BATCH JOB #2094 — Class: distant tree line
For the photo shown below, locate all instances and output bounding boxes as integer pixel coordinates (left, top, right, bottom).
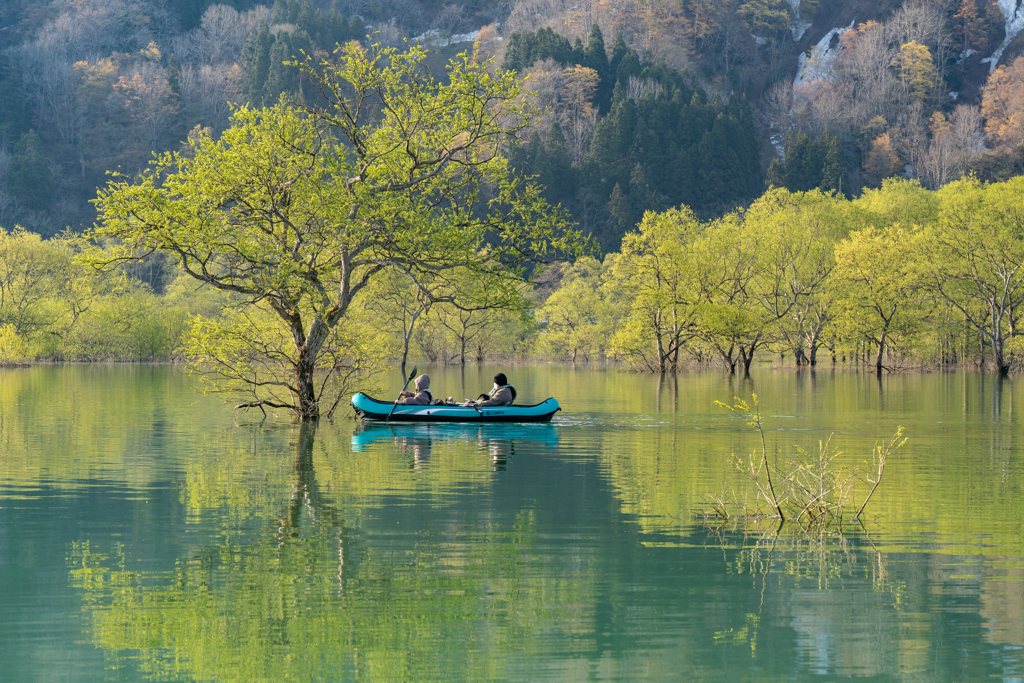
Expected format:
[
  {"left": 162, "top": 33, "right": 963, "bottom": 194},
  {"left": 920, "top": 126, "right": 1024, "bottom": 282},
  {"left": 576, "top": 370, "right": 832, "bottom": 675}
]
[
  {"left": 533, "top": 176, "right": 1024, "bottom": 376},
  {"left": 9, "top": 176, "right": 1024, "bottom": 379}
]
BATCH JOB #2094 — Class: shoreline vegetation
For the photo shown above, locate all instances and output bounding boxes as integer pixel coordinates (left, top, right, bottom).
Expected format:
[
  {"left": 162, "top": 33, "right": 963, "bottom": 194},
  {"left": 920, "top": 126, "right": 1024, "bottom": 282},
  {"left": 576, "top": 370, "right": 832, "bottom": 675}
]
[
  {"left": 1, "top": 177, "right": 1023, "bottom": 373},
  {"left": 5, "top": 176, "right": 1024, "bottom": 380}
]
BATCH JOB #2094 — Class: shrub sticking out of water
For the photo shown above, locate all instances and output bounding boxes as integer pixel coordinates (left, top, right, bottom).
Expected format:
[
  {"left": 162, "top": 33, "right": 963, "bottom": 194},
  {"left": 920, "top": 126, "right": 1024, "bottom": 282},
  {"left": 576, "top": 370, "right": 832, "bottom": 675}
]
[{"left": 707, "top": 395, "right": 905, "bottom": 530}]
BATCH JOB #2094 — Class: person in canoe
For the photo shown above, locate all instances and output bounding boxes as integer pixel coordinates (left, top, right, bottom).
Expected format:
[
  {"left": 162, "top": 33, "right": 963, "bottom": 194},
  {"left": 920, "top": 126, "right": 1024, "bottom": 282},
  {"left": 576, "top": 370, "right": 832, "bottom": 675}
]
[
  {"left": 398, "top": 374, "right": 434, "bottom": 405},
  {"left": 464, "top": 373, "right": 516, "bottom": 407}
]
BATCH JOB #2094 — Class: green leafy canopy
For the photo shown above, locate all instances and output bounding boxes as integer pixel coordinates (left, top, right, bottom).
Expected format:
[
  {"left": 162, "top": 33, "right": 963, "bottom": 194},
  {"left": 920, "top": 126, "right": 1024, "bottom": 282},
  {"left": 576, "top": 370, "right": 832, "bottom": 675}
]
[{"left": 85, "top": 42, "right": 590, "bottom": 418}]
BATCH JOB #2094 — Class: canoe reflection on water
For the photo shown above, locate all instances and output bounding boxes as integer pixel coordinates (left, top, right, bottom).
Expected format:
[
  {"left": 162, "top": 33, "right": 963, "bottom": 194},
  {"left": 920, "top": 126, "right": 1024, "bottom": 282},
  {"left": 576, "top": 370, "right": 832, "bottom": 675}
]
[{"left": 351, "top": 422, "right": 560, "bottom": 471}]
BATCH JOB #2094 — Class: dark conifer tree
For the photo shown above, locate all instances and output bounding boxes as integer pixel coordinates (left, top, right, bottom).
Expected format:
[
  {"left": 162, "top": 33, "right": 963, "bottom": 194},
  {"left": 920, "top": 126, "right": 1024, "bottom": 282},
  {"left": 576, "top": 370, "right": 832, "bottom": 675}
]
[
  {"left": 677, "top": 93, "right": 707, "bottom": 150},
  {"left": 272, "top": 0, "right": 289, "bottom": 24},
  {"left": 631, "top": 110, "right": 667, "bottom": 196},
  {"left": 526, "top": 131, "right": 545, "bottom": 173},
  {"left": 296, "top": 0, "right": 320, "bottom": 45},
  {"left": 506, "top": 137, "right": 534, "bottom": 178},
  {"left": 502, "top": 32, "right": 531, "bottom": 71},
  {"left": 645, "top": 91, "right": 676, "bottom": 152},
  {"left": 348, "top": 16, "right": 366, "bottom": 40},
  {"left": 584, "top": 24, "right": 612, "bottom": 112},
  {"left": 819, "top": 128, "right": 847, "bottom": 196},
  {"left": 786, "top": 131, "right": 823, "bottom": 191},
  {"left": 610, "top": 33, "right": 629, "bottom": 74},
  {"left": 696, "top": 115, "right": 733, "bottom": 207},
  {"left": 328, "top": 2, "right": 348, "bottom": 46},
  {"left": 241, "top": 22, "right": 273, "bottom": 105},
  {"left": 674, "top": 146, "right": 697, "bottom": 208},
  {"left": 766, "top": 157, "right": 788, "bottom": 188},
  {"left": 542, "top": 122, "right": 577, "bottom": 202},
  {"left": 290, "top": 30, "right": 312, "bottom": 64},
  {"left": 572, "top": 37, "right": 586, "bottom": 65},
  {"left": 166, "top": 54, "right": 182, "bottom": 99},
  {"left": 627, "top": 162, "right": 656, "bottom": 217},
  {"left": 8, "top": 131, "right": 54, "bottom": 211},
  {"left": 603, "top": 97, "right": 639, "bottom": 190},
  {"left": 615, "top": 50, "right": 641, "bottom": 84},
  {"left": 536, "top": 28, "right": 573, "bottom": 64},
  {"left": 173, "top": 0, "right": 214, "bottom": 31},
  {"left": 604, "top": 182, "right": 632, "bottom": 252},
  {"left": 264, "top": 34, "right": 293, "bottom": 102},
  {"left": 735, "top": 94, "right": 762, "bottom": 195}
]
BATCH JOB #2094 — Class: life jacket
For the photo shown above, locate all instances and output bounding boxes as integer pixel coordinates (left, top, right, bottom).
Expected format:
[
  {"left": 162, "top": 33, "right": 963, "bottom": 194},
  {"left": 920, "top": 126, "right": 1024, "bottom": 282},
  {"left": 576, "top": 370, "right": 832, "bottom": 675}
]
[{"left": 489, "top": 384, "right": 516, "bottom": 403}]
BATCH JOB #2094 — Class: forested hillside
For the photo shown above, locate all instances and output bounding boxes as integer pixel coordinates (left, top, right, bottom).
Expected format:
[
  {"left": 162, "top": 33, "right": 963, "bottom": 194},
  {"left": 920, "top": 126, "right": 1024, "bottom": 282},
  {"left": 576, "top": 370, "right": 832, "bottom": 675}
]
[
  {"left": 5, "top": 0, "right": 1024, "bottom": 378},
  {"left": 1, "top": 0, "right": 1024, "bottom": 248}
]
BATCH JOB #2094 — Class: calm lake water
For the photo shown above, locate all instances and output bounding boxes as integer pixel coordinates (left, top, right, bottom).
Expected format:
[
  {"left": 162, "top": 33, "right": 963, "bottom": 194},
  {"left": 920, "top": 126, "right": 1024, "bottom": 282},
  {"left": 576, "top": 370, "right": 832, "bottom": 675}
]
[{"left": 1, "top": 364, "right": 1023, "bottom": 681}]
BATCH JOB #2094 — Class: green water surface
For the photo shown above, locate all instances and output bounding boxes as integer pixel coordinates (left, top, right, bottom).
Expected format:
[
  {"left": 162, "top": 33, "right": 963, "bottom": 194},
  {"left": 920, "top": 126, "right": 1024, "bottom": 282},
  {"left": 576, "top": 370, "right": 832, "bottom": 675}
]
[{"left": 1, "top": 364, "right": 1022, "bottom": 681}]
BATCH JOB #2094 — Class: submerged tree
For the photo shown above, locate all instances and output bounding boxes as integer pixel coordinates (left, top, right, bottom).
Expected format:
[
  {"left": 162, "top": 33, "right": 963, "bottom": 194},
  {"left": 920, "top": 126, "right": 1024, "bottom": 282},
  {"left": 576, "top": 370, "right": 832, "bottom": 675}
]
[
  {"left": 922, "top": 176, "right": 1024, "bottom": 374},
  {"left": 88, "top": 43, "right": 587, "bottom": 419}
]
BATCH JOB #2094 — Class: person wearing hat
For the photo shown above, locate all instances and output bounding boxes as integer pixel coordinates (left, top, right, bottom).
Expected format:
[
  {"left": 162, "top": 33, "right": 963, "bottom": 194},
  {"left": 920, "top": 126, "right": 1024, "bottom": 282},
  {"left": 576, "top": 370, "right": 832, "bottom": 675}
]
[
  {"left": 465, "top": 373, "right": 516, "bottom": 407},
  {"left": 398, "top": 374, "right": 434, "bottom": 405}
]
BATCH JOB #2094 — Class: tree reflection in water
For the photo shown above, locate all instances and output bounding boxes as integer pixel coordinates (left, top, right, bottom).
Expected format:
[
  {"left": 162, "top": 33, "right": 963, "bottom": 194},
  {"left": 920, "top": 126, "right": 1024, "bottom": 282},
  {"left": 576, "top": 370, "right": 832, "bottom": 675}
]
[{"left": 278, "top": 422, "right": 347, "bottom": 589}]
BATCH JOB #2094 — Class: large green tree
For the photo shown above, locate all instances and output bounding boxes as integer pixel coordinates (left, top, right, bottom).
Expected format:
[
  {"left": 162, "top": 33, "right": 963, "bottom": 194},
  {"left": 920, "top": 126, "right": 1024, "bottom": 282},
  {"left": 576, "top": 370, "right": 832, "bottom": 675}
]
[
  {"left": 831, "top": 224, "right": 925, "bottom": 374},
  {"left": 743, "top": 188, "right": 850, "bottom": 367},
  {"left": 922, "top": 176, "right": 1024, "bottom": 374},
  {"left": 88, "top": 43, "right": 586, "bottom": 419},
  {"left": 607, "top": 207, "right": 705, "bottom": 372}
]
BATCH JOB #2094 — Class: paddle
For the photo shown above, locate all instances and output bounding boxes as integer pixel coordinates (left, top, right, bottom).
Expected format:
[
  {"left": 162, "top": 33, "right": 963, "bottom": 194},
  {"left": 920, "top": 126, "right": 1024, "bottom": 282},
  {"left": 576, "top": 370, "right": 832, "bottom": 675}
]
[{"left": 385, "top": 366, "right": 417, "bottom": 424}]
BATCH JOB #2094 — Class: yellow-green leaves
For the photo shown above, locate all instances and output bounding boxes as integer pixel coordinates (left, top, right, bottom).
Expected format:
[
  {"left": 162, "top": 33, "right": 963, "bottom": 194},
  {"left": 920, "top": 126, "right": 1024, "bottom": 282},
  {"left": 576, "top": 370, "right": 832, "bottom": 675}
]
[
  {"left": 87, "top": 44, "right": 587, "bottom": 418},
  {"left": 892, "top": 41, "right": 937, "bottom": 103},
  {"left": 831, "top": 224, "right": 925, "bottom": 370},
  {"left": 920, "top": 176, "right": 1024, "bottom": 372}
]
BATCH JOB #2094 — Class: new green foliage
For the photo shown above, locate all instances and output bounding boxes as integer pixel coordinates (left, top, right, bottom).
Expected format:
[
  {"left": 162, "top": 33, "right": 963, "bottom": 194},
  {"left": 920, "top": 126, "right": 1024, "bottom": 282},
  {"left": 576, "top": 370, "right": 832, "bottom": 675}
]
[
  {"left": 607, "top": 207, "right": 704, "bottom": 372},
  {"left": 87, "top": 43, "right": 586, "bottom": 419},
  {"left": 922, "top": 176, "right": 1024, "bottom": 374},
  {"left": 831, "top": 224, "right": 924, "bottom": 373},
  {"left": 536, "top": 258, "right": 609, "bottom": 363},
  {"left": 0, "top": 227, "right": 198, "bottom": 362}
]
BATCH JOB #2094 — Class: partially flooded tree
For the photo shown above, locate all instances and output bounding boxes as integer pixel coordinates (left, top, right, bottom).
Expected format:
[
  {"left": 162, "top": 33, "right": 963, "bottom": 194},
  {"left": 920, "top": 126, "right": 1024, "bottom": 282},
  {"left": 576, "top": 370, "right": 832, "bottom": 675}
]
[
  {"left": 922, "top": 176, "right": 1024, "bottom": 375},
  {"left": 88, "top": 43, "right": 587, "bottom": 419}
]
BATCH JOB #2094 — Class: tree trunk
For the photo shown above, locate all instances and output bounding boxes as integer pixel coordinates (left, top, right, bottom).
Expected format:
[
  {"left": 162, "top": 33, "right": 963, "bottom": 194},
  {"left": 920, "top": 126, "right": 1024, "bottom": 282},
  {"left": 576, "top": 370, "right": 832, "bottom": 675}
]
[
  {"left": 292, "top": 315, "right": 332, "bottom": 420},
  {"left": 295, "top": 356, "right": 319, "bottom": 419},
  {"left": 655, "top": 323, "right": 666, "bottom": 373},
  {"left": 400, "top": 306, "right": 426, "bottom": 379},
  {"left": 992, "top": 337, "right": 1009, "bottom": 375},
  {"left": 875, "top": 333, "right": 886, "bottom": 376}
]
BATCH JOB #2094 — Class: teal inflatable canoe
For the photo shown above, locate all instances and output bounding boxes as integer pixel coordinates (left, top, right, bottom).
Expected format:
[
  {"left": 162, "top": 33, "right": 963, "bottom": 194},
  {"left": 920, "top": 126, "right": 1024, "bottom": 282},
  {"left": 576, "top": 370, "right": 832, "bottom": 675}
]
[{"left": 350, "top": 392, "right": 560, "bottom": 423}]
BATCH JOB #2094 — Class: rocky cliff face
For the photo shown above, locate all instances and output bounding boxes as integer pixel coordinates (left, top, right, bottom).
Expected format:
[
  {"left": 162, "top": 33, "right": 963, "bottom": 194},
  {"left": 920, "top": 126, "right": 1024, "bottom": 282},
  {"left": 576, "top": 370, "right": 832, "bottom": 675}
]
[{"left": 793, "top": 0, "right": 1024, "bottom": 104}]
